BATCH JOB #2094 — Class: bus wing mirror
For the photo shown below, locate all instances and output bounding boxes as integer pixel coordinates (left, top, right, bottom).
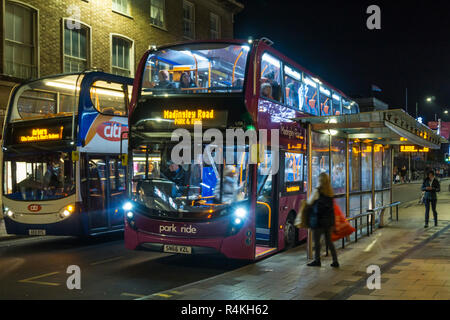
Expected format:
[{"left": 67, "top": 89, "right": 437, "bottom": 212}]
[
  {"left": 121, "top": 154, "right": 128, "bottom": 166},
  {"left": 72, "top": 151, "right": 80, "bottom": 162}
]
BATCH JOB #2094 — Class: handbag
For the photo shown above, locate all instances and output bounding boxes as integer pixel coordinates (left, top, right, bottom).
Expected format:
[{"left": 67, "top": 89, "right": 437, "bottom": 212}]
[
  {"left": 331, "top": 200, "right": 356, "bottom": 241},
  {"left": 294, "top": 199, "right": 311, "bottom": 228}
]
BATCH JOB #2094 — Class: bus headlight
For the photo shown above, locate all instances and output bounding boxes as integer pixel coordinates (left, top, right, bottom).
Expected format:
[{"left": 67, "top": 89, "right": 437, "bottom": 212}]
[
  {"left": 126, "top": 211, "right": 134, "bottom": 219},
  {"left": 6, "top": 208, "right": 14, "bottom": 218},
  {"left": 234, "top": 207, "right": 247, "bottom": 219},
  {"left": 60, "top": 204, "right": 75, "bottom": 219},
  {"left": 123, "top": 202, "right": 133, "bottom": 211}
]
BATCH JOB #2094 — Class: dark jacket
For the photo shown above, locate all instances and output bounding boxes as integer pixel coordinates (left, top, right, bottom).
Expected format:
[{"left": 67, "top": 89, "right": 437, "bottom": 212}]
[
  {"left": 421, "top": 177, "right": 440, "bottom": 201},
  {"left": 309, "top": 191, "right": 335, "bottom": 229}
]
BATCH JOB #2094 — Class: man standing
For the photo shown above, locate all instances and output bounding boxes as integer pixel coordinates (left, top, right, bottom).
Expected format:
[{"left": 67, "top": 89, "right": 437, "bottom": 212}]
[{"left": 421, "top": 170, "right": 440, "bottom": 228}]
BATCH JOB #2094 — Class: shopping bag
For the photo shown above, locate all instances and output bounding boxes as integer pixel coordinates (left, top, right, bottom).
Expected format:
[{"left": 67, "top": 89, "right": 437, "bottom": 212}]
[
  {"left": 331, "top": 201, "right": 356, "bottom": 241},
  {"left": 294, "top": 200, "right": 310, "bottom": 229}
]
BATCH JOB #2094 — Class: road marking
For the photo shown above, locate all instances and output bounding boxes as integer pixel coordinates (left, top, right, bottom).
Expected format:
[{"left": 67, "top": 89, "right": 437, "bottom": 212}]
[
  {"left": 90, "top": 256, "right": 124, "bottom": 266},
  {"left": 153, "top": 293, "right": 172, "bottom": 298},
  {"left": 170, "top": 290, "right": 182, "bottom": 295},
  {"left": 121, "top": 292, "right": 147, "bottom": 298},
  {"left": 18, "top": 271, "right": 60, "bottom": 286}
]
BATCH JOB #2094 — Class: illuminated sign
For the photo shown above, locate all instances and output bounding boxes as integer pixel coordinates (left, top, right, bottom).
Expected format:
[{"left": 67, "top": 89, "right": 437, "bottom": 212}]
[
  {"left": 400, "top": 145, "right": 430, "bottom": 153},
  {"left": 163, "top": 109, "right": 215, "bottom": 125},
  {"left": 286, "top": 186, "right": 300, "bottom": 192},
  {"left": 400, "top": 137, "right": 408, "bottom": 141},
  {"left": 19, "top": 127, "right": 63, "bottom": 143}
]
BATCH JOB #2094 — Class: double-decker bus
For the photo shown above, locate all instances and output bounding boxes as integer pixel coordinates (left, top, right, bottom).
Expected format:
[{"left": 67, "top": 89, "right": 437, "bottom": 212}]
[
  {"left": 124, "top": 39, "right": 359, "bottom": 260},
  {"left": 2, "top": 71, "right": 133, "bottom": 236}
]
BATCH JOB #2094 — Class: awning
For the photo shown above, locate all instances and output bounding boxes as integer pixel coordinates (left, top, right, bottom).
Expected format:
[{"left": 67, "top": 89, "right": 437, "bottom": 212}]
[{"left": 294, "top": 109, "right": 447, "bottom": 149}]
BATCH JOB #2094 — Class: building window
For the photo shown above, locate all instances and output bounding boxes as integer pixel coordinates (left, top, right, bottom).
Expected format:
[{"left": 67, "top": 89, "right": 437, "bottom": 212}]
[
  {"left": 63, "top": 19, "right": 90, "bottom": 73},
  {"left": 183, "top": 1, "right": 195, "bottom": 39},
  {"left": 150, "top": 0, "right": 165, "bottom": 28},
  {"left": 4, "top": 1, "right": 38, "bottom": 79},
  {"left": 210, "top": 13, "right": 220, "bottom": 39},
  {"left": 111, "top": 36, "right": 133, "bottom": 77},
  {"left": 112, "top": 0, "right": 129, "bottom": 15}
]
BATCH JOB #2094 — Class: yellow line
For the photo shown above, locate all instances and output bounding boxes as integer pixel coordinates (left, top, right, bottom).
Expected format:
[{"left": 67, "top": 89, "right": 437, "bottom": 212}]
[
  {"left": 255, "top": 248, "right": 277, "bottom": 257},
  {"left": 153, "top": 293, "right": 172, "bottom": 298},
  {"left": 19, "top": 271, "right": 61, "bottom": 286},
  {"left": 90, "top": 256, "right": 123, "bottom": 266},
  {"left": 121, "top": 293, "right": 146, "bottom": 298}
]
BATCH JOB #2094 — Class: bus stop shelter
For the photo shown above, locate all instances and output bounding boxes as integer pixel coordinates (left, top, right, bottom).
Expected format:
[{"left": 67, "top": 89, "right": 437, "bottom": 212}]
[{"left": 294, "top": 109, "right": 447, "bottom": 258}]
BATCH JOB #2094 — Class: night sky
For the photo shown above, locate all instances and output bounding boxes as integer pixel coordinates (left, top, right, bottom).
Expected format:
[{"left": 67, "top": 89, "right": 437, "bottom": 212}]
[{"left": 234, "top": 0, "right": 450, "bottom": 123}]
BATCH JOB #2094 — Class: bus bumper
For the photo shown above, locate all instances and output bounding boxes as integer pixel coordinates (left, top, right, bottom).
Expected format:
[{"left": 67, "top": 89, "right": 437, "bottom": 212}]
[{"left": 3, "top": 213, "right": 84, "bottom": 236}]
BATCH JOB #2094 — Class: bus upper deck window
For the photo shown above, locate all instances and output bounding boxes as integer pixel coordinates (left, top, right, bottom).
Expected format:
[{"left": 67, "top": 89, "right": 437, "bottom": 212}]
[
  {"left": 140, "top": 43, "right": 249, "bottom": 96},
  {"left": 260, "top": 53, "right": 282, "bottom": 103},
  {"left": 284, "top": 65, "right": 302, "bottom": 109}
]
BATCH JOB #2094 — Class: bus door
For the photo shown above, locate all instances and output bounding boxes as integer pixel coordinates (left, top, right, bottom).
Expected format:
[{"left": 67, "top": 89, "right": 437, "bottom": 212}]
[
  {"left": 107, "top": 156, "right": 126, "bottom": 227},
  {"left": 86, "top": 156, "right": 108, "bottom": 230},
  {"left": 86, "top": 155, "right": 126, "bottom": 231},
  {"left": 255, "top": 151, "right": 279, "bottom": 249}
]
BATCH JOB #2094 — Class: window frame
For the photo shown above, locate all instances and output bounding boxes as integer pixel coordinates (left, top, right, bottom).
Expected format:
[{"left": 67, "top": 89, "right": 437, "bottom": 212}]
[
  {"left": 150, "top": 0, "right": 166, "bottom": 30},
  {"left": 89, "top": 80, "right": 129, "bottom": 117},
  {"left": 182, "top": 0, "right": 195, "bottom": 40},
  {"left": 209, "top": 12, "right": 220, "bottom": 39},
  {"left": 112, "top": 0, "right": 131, "bottom": 17},
  {"left": 259, "top": 51, "right": 284, "bottom": 104},
  {"left": 283, "top": 63, "right": 302, "bottom": 110},
  {"left": 3, "top": 0, "right": 40, "bottom": 79},
  {"left": 110, "top": 33, "right": 135, "bottom": 77},
  {"left": 61, "top": 18, "right": 92, "bottom": 73}
]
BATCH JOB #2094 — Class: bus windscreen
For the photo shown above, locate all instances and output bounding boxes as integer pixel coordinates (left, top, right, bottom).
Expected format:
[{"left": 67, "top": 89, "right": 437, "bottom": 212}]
[
  {"left": 3, "top": 152, "right": 75, "bottom": 201},
  {"left": 141, "top": 43, "right": 249, "bottom": 96},
  {"left": 9, "top": 74, "right": 82, "bottom": 123}
]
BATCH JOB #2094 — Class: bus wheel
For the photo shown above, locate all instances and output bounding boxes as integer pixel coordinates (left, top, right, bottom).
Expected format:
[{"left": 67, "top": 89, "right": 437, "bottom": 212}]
[{"left": 284, "top": 215, "right": 296, "bottom": 249}]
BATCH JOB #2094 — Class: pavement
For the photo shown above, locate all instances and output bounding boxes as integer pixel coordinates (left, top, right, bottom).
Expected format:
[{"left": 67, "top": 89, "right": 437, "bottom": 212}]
[{"left": 140, "top": 180, "right": 450, "bottom": 300}]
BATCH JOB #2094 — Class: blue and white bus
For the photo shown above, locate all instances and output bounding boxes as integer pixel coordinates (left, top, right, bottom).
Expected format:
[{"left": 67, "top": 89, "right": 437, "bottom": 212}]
[{"left": 1, "top": 71, "right": 133, "bottom": 236}]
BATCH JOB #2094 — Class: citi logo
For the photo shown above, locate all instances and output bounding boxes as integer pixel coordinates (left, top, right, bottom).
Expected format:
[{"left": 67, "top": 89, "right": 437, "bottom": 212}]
[
  {"left": 159, "top": 224, "right": 197, "bottom": 234},
  {"left": 97, "top": 122, "right": 128, "bottom": 141},
  {"left": 28, "top": 204, "right": 42, "bottom": 212}
]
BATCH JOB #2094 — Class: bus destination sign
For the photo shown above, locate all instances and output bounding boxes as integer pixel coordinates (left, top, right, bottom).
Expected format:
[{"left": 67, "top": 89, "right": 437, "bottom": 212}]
[
  {"left": 163, "top": 109, "right": 215, "bottom": 125},
  {"left": 19, "top": 126, "right": 64, "bottom": 143}
]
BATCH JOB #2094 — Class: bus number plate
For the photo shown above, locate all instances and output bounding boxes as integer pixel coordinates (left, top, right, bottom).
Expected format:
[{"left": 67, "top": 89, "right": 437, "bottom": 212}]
[
  {"left": 29, "top": 229, "right": 46, "bottom": 236},
  {"left": 163, "top": 245, "right": 192, "bottom": 254}
]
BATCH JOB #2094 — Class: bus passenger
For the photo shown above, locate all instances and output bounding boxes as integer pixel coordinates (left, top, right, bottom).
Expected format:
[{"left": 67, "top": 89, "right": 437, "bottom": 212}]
[
  {"left": 215, "top": 165, "right": 238, "bottom": 203},
  {"left": 261, "top": 82, "right": 273, "bottom": 99},
  {"left": 266, "top": 71, "right": 281, "bottom": 101},
  {"left": 155, "top": 70, "right": 174, "bottom": 89},
  {"left": 163, "top": 161, "right": 187, "bottom": 186},
  {"left": 179, "top": 72, "right": 196, "bottom": 90},
  {"left": 306, "top": 172, "right": 339, "bottom": 268}
]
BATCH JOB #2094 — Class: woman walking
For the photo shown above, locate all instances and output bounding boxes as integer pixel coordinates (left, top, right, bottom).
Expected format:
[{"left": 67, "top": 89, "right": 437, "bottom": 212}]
[{"left": 307, "top": 173, "right": 339, "bottom": 268}]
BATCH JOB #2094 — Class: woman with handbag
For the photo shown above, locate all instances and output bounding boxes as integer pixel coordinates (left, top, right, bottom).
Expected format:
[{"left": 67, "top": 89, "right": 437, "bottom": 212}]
[{"left": 306, "top": 173, "right": 339, "bottom": 268}]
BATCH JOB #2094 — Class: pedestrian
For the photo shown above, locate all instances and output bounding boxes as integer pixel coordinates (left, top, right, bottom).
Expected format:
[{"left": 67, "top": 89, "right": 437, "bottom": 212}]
[
  {"left": 421, "top": 170, "right": 441, "bottom": 228},
  {"left": 306, "top": 172, "right": 339, "bottom": 268}
]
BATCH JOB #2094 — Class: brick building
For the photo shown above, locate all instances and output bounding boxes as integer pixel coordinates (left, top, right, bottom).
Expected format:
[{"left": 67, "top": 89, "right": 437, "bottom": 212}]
[{"left": 0, "top": 0, "right": 243, "bottom": 130}]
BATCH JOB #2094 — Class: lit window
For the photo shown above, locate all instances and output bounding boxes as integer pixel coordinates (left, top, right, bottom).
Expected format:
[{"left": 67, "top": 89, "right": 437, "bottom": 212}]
[
  {"left": 112, "top": 0, "right": 130, "bottom": 15},
  {"left": 4, "top": 1, "right": 38, "bottom": 79},
  {"left": 210, "top": 13, "right": 220, "bottom": 39},
  {"left": 63, "top": 20, "right": 90, "bottom": 73},
  {"left": 151, "top": 0, "right": 166, "bottom": 28},
  {"left": 183, "top": 1, "right": 195, "bottom": 39},
  {"left": 112, "top": 36, "right": 133, "bottom": 77}
]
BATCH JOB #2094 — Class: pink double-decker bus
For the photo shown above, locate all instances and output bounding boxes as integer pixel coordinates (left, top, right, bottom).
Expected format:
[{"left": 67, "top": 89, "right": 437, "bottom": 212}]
[{"left": 124, "top": 39, "right": 358, "bottom": 260}]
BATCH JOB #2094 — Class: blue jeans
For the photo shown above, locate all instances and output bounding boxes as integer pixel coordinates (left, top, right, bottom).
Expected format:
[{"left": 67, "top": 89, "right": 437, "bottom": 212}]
[{"left": 424, "top": 199, "right": 437, "bottom": 225}]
